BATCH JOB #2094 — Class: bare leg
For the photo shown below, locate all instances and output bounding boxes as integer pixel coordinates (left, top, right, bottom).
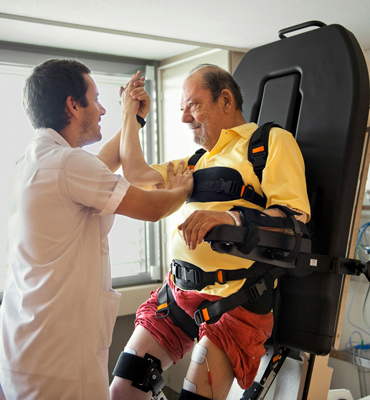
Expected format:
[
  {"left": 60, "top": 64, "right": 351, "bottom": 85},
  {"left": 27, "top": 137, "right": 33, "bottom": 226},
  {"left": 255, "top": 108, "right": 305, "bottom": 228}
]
[
  {"left": 184, "top": 336, "right": 234, "bottom": 400},
  {"left": 110, "top": 325, "right": 174, "bottom": 400}
]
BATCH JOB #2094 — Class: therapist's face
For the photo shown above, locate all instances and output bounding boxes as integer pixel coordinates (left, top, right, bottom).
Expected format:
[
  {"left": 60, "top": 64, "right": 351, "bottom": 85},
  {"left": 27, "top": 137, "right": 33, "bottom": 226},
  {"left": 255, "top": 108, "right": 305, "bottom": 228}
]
[{"left": 77, "top": 74, "right": 106, "bottom": 147}]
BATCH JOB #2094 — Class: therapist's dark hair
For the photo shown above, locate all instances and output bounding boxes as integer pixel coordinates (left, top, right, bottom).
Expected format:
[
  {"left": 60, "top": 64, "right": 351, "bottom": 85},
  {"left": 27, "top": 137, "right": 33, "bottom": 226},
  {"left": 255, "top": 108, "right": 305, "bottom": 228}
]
[
  {"left": 23, "top": 59, "right": 91, "bottom": 132},
  {"left": 188, "top": 64, "right": 244, "bottom": 112}
]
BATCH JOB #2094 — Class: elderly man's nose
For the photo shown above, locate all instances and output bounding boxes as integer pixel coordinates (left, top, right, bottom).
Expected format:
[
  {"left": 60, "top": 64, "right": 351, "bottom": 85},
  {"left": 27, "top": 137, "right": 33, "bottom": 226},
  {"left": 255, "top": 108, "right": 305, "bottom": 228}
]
[{"left": 181, "top": 108, "right": 193, "bottom": 123}]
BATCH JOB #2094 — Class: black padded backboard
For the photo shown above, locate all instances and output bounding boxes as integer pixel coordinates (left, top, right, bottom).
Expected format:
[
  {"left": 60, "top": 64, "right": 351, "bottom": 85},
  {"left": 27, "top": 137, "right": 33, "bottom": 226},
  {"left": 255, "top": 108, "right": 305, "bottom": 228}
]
[{"left": 233, "top": 22, "right": 369, "bottom": 354}]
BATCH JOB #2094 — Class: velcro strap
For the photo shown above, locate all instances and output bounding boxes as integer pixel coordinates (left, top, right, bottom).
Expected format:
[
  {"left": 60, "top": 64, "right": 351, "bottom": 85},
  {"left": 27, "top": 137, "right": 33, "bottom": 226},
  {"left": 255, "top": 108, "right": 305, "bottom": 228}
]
[
  {"left": 112, "top": 352, "right": 164, "bottom": 395},
  {"left": 232, "top": 205, "right": 309, "bottom": 236}
]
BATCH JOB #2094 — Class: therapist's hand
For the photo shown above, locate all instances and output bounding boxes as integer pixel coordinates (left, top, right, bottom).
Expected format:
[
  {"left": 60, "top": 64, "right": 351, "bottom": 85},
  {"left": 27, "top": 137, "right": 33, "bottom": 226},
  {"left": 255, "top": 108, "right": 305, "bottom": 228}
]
[{"left": 164, "top": 161, "right": 193, "bottom": 198}]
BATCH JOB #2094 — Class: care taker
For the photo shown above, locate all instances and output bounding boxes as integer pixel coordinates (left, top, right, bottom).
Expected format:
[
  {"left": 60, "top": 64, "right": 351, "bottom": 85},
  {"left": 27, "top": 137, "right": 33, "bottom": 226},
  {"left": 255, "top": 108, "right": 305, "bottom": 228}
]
[{"left": 0, "top": 59, "right": 193, "bottom": 400}]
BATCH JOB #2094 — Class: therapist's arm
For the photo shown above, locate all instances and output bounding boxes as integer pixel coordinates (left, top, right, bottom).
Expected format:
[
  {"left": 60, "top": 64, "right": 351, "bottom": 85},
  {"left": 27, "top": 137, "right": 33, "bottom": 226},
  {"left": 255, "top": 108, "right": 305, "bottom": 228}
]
[{"left": 96, "top": 130, "right": 121, "bottom": 172}]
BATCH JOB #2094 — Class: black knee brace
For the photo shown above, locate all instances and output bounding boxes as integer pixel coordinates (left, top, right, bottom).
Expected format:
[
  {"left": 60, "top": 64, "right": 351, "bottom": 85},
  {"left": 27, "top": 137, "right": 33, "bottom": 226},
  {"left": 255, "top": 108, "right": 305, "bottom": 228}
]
[
  {"left": 178, "top": 389, "right": 212, "bottom": 400},
  {"left": 112, "top": 351, "right": 165, "bottom": 397}
]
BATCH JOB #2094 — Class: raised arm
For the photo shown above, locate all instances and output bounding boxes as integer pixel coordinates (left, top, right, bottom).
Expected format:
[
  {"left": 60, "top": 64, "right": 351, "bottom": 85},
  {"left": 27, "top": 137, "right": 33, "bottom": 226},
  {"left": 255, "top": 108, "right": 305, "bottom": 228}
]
[
  {"left": 96, "top": 72, "right": 163, "bottom": 190},
  {"left": 119, "top": 71, "right": 164, "bottom": 189}
]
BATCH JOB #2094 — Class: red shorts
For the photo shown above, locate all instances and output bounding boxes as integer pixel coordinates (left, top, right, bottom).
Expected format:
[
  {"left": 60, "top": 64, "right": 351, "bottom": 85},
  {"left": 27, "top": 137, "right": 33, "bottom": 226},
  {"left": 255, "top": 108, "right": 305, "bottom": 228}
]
[{"left": 135, "top": 272, "right": 274, "bottom": 389}]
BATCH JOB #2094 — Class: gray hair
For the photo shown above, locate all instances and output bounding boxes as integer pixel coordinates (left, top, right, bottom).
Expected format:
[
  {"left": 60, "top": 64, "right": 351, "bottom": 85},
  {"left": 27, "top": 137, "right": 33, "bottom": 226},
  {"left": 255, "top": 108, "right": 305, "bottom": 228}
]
[{"left": 188, "top": 64, "right": 243, "bottom": 111}]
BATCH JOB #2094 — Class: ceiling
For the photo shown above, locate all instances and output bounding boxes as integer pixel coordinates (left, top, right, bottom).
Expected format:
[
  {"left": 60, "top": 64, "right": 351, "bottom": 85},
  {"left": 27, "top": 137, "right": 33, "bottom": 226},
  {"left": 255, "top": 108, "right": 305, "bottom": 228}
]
[{"left": 0, "top": 0, "right": 369, "bottom": 61}]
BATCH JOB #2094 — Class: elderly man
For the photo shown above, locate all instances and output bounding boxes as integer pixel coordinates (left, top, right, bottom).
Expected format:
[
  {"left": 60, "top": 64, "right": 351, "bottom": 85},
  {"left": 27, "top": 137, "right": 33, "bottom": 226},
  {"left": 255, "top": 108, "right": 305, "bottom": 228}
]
[{"left": 110, "top": 64, "right": 310, "bottom": 400}]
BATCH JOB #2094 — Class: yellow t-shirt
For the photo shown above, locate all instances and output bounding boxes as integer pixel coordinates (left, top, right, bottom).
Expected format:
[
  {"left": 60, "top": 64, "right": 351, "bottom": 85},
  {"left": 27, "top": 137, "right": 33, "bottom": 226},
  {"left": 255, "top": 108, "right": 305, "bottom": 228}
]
[{"left": 151, "top": 123, "right": 311, "bottom": 297}]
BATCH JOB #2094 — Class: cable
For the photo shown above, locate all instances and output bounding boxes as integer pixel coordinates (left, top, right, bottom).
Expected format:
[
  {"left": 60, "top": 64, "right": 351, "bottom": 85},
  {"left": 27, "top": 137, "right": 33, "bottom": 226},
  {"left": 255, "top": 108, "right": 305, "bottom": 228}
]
[
  {"left": 346, "top": 277, "right": 370, "bottom": 338},
  {"left": 345, "top": 330, "right": 364, "bottom": 355},
  {"left": 362, "top": 284, "right": 370, "bottom": 331},
  {"left": 203, "top": 356, "right": 213, "bottom": 400},
  {"left": 346, "top": 222, "right": 370, "bottom": 396},
  {"left": 355, "top": 222, "right": 370, "bottom": 263},
  {"left": 353, "top": 344, "right": 370, "bottom": 397}
]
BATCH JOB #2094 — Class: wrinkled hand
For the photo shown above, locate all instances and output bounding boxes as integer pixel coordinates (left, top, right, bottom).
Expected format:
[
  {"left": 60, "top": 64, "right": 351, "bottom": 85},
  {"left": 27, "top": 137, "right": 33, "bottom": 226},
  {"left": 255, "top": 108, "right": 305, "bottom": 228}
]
[
  {"left": 164, "top": 160, "right": 193, "bottom": 198},
  {"left": 119, "top": 71, "right": 150, "bottom": 119},
  {"left": 179, "top": 210, "right": 237, "bottom": 250}
]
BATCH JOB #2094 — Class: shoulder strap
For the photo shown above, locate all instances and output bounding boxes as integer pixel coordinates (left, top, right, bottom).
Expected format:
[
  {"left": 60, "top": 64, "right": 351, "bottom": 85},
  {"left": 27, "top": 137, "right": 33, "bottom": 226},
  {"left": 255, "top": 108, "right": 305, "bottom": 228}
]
[
  {"left": 188, "top": 148, "right": 207, "bottom": 169},
  {"left": 248, "top": 122, "right": 281, "bottom": 183}
]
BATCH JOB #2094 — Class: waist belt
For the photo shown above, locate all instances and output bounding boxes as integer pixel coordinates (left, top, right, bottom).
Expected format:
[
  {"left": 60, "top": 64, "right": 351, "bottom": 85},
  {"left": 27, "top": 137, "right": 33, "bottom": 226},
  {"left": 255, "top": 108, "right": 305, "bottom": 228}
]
[
  {"left": 171, "top": 259, "right": 256, "bottom": 291},
  {"left": 187, "top": 166, "right": 267, "bottom": 208},
  {"left": 156, "top": 265, "right": 281, "bottom": 334}
]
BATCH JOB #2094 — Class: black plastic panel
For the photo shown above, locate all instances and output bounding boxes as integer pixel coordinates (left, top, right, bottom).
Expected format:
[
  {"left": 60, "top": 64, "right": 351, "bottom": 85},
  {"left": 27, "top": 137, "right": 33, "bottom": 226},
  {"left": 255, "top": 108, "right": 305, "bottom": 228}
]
[{"left": 233, "top": 23, "right": 369, "bottom": 354}]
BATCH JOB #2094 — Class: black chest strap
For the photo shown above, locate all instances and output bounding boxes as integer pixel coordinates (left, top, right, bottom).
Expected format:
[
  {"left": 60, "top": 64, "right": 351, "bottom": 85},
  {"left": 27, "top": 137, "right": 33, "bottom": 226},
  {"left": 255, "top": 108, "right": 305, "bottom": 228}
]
[
  {"left": 187, "top": 166, "right": 267, "bottom": 207},
  {"left": 187, "top": 122, "right": 281, "bottom": 205}
]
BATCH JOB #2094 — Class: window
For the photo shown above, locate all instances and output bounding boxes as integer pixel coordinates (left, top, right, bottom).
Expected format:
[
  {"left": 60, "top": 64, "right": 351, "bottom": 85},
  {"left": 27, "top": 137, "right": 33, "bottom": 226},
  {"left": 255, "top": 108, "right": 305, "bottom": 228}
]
[{"left": 0, "top": 44, "right": 161, "bottom": 294}]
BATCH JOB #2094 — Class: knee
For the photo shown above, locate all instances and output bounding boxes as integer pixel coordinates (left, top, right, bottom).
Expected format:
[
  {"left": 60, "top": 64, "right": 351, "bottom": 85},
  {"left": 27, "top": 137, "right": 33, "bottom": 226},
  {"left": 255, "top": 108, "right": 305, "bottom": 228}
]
[{"left": 109, "top": 376, "right": 127, "bottom": 400}]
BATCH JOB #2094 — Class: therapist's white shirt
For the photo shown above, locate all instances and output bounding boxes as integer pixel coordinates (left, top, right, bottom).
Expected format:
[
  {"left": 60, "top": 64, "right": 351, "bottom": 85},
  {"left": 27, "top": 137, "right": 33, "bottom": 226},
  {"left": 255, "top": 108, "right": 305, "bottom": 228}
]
[{"left": 0, "top": 128, "right": 130, "bottom": 399}]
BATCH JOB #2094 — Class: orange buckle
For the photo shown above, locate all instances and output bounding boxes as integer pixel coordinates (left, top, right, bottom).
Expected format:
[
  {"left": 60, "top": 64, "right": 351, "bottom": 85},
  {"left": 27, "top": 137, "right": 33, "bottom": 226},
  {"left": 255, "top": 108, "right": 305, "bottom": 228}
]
[
  {"left": 155, "top": 302, "right": 169, "bottom": 319},
  {"left": 202, "top": 308, "right": 210, "bottom": 322},
  {"left": 216, "top": 270, "right": 225, "bottom": 284},
  {"left": 194, "top": 307, "right": 211, "bottom": 325},
  {"left": 240, "top": 185, "right": 246, "bottom": 197},
  {"left": 273, "top": 354, "right": 280, "bottom": 363},
  {"left": 252, "top": 145, "right": 265, "bottom": 154},
  {"left": 157, "top": 303, "right": 168, "bottom": 311}
]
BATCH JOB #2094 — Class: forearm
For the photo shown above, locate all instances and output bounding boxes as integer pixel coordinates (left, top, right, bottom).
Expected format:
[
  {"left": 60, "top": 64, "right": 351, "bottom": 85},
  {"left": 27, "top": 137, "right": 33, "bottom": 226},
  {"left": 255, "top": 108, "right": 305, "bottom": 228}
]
[
  {"left": 115, "top": 184, "right": 187, "bottom": 221},
  {"left": 96, "top": 130, "right": 121, "bottom": 172},
  {"left": 120, "top": 113, "right": 164, "bottom": 189},
  {"left": 235, "top": 205, "right": 307, "bottom": 234}
]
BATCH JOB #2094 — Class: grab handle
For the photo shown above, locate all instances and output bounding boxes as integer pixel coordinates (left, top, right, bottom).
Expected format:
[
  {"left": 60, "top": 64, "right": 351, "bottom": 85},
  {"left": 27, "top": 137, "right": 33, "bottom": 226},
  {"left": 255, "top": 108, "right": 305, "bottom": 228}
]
[{"left": 279, "top": 20, "right": 327, "bottom": 39}]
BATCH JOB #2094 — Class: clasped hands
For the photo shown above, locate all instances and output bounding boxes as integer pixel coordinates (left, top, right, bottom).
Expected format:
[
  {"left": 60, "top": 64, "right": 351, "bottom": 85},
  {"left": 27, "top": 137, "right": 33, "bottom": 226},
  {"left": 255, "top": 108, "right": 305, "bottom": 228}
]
[{"left": 120, "top": 70, "right": 150, "bottom": 120}]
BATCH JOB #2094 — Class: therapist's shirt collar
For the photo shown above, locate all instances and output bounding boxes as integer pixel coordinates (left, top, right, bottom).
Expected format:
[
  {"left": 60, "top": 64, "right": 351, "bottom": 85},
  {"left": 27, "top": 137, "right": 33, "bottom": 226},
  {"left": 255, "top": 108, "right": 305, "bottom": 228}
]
[{"left": 35, "top": 128, "right": 72, "bottom": 148}]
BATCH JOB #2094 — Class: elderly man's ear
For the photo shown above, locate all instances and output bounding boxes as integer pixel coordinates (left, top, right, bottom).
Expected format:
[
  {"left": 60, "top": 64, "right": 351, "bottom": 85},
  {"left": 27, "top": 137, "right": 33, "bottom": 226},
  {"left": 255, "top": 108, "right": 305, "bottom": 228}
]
[{"left": 220, "top": 89, "right": 233, "bottom": 112}]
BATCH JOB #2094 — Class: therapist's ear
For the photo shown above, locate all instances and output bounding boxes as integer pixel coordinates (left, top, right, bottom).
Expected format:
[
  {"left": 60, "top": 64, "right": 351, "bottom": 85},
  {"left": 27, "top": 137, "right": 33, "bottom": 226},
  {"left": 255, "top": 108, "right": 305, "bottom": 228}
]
[{"left": 65, "top": 96, "right": 79, "bottom": 118}]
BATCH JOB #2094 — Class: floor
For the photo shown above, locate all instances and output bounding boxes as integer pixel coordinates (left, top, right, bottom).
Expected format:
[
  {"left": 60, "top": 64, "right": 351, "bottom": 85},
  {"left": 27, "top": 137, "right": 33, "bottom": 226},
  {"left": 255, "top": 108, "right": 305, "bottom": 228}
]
[{"left": 162, "top": 386, "right": 179, "bottom": 400}]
